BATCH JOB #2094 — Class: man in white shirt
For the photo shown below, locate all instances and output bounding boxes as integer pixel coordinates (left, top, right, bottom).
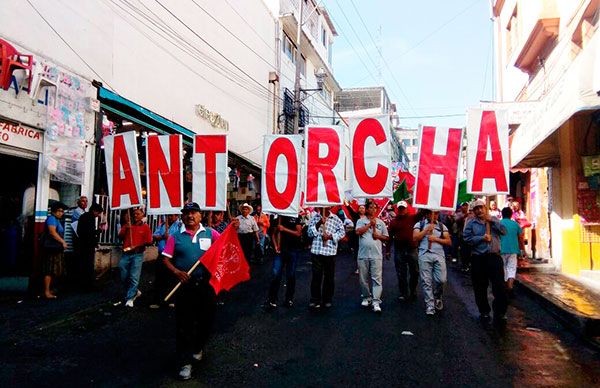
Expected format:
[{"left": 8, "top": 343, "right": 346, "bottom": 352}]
[
  {"left": 355, "top": 202, "right": 389, "bottom": 313},
  {"left": 236, "top": 203, "right": 260, "bottom": 263}
]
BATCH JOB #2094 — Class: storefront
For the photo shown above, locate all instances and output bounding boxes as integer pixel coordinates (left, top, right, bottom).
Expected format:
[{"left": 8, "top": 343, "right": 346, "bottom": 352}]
[
  {"left": 510, "top": 31, "right": 600, "bottom": 277},
  {"left": 0, "top": 38, "right": 95, "bottom": 292}
]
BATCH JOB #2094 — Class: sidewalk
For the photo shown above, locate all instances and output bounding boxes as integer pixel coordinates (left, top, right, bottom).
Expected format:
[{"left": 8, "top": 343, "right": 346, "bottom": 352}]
[
  {"left": 516, "top": 262, "right": 600, "bottom": 339},
  {"left": 0, "top": 262, "right": 157, "bottom": 340}
]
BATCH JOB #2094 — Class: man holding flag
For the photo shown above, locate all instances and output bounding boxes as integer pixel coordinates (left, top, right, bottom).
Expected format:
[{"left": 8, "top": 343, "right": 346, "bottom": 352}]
[{"left": 161, "top": 202, "right": 222, "bottom": 380}]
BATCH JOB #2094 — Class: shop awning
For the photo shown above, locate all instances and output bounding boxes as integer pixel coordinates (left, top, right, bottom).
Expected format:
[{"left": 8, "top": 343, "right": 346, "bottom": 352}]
[
  {"left": 510, "top": 32, "right": 600, "bottom": 168},
  {"left": 97, "top": 86, "right": 261, "bottom": 171},
  {"left": 98, "top": 87, "right": 195, "bottom": 139}
]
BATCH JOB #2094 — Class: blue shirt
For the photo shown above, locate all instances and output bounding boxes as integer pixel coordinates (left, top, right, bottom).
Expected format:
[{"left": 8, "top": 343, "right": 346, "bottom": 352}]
[
  {"left": 463, "top": 217, "right": 506, "bottom": 255},
  {"left": 46, "top": 215, "right": 64, "bottom": 237},
  {"left": 153, "top": 220, "right": 183, "bottom": 254},
  {"left": 500, "top": 219, "right": 522, "bottom": 254}
]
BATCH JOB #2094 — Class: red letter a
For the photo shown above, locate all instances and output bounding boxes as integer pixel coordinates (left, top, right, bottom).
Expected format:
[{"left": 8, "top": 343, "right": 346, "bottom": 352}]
[
  {"left": 472, "top": 111, "right": 508, "bottom": 192},
  {"left": 111, "top": 135, "right": 140, "bottom": 208}
]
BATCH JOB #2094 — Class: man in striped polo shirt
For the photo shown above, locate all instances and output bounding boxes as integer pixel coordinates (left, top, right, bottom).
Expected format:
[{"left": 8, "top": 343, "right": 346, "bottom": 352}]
[{"left": 162, "top": 202, "right": 222, "bottom": 380}]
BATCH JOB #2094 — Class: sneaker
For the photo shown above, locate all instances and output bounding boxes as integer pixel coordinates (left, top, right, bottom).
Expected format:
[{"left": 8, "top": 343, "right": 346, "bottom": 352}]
[
  {"left": 479, "top": 313, "right": 491, "bottom": 322},
  {"left": 125, "top": 299, "right": 134, "bottom": 308},
  {"left": 267, "top": 301, "right": 277, "bottom": 309},
  {"left": 373, "top": 303, "right": 382, "bottom": 313},
  {"left": 133, "top": 290, "right": 142, "bottom": 301},
  {"left": 397, "top": 295, "right": 407, "bottom": 302},
  {"left": 178, "top": 364, "right": 192, "bottom": 380},
  {"left": 309, "top": 302, "right": 321, "bottom": 309},
  {"left": 285, "top": 300, "right": 294, "bottom": 308},
  {"left": 435, "top": 299, "right": 444, "bottom": 311},
  {"left": 323, "top": 302, "right": 333, "bottom": 308},
  {"left": 149, "top": 304, "right": 160, "bottom": 309},
  {"left": 426, "top": 307, "right": 435, "bottom": 316},
  {"left": 192, "top": 351, "right": 203, "bottom": 361},
  {"left": 361, "top": 299, "right": 372, "bottom": 307}
]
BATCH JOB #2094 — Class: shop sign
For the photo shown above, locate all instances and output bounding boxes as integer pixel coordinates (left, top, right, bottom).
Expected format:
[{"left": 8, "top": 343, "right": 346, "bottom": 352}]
[
  {"left": 195, "top": 104, "right": 229, "bottom": 131},
  {"left": 0, "top": 119, "right": 43, "bottom": 153}
]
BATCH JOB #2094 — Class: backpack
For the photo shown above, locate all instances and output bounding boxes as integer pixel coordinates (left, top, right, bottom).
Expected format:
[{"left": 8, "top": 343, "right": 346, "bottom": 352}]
[{"left": 419, "top": 220, "right": 444, "bottom": 234}]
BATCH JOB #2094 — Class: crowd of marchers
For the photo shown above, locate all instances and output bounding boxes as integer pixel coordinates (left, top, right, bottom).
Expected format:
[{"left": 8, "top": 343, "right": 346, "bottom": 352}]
[{"left": 37, "top": 195, "right": 527, "bottom": 381}]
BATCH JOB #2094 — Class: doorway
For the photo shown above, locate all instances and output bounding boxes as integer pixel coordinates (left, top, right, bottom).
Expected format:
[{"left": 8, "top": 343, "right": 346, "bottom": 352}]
[{"left": 0, "top": 151, "right": 38, "bottom": 276}]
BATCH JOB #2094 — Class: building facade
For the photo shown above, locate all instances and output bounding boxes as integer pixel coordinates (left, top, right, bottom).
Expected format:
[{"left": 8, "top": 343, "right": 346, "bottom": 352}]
[
  {"left": 493, "top": 0, "right": 600, "bottom": 278},
  {"left": 0, "top": 0, "right": 341, "bottom": 290}
]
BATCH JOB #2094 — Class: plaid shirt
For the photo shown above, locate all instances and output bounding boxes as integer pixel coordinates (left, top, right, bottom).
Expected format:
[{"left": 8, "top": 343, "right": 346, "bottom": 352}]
[{"left": 308, "top": 213, "right": 345, "bottom": 256}]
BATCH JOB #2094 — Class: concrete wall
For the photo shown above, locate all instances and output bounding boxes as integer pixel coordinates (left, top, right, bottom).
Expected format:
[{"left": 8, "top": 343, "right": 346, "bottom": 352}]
[{"left": 1, "top": 0, "right": 279, "bottom": 165}]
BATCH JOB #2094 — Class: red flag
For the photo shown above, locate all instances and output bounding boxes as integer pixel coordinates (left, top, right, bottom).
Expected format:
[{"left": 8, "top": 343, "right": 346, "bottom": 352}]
[{"left": 199, "top": 224, "right": 250, "bottom": 294}]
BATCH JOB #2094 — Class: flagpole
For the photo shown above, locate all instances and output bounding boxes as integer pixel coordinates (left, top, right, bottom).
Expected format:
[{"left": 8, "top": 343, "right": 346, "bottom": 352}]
[{"left": 164, "top": 259, "right": 203, "bottom": 302}]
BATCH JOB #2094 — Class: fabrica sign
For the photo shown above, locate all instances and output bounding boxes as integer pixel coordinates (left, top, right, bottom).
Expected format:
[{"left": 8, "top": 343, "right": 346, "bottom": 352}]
[{"left": 0, "top": 119, "right": 44, "bottom": 153}]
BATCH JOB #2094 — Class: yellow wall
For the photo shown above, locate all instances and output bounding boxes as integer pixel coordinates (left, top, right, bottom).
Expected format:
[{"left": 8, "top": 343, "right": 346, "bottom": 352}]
[{"left": 558, "top": 116, "right": 600, "bottom": 275}]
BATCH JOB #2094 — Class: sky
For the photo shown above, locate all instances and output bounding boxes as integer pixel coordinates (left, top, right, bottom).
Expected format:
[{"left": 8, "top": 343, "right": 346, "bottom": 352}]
[{"left": 322, "top": 0, "right": 495, "bottom": 129}]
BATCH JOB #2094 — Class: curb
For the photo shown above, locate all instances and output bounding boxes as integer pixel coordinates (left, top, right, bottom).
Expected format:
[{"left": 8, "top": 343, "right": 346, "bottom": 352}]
[{"left": 515, "top": 276, "right": 600, "bottom": 338}]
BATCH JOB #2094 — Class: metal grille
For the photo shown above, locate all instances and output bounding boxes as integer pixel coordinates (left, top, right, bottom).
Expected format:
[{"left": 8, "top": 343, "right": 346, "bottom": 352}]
[
  {"left": 95, "top": 194, "right": 160, "bottom": 246},
  {"left": 581, "top": 223, "right": 600, "bottom": 243}
]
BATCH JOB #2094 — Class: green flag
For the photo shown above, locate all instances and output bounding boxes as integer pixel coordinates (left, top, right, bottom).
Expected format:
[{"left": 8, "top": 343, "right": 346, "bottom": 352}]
[
  {"left": 457, "top": 180, "right": 474, "bottom": 205},
  {"left": 392, "top": 179, "right": 410, "bottom": 203}
]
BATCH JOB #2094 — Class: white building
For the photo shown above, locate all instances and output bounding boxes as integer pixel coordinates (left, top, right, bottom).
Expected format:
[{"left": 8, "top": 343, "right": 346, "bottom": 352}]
[
  {"left": 492, "top": 0, "right": 600, "bottom": 276},
  {"left": 0, "top": 0, "right": 340, "bottom": 289},
  {"left": 395, "top": 127, "right": 419, "bottom": 175}
]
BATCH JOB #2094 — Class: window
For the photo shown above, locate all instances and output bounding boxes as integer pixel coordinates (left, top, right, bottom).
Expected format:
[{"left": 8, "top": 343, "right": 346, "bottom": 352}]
[
  {"left": 412, "top": 138, "right": 418, "bottom": 146},
  {"left": 299, "top": 55, "right": 306, "bottom": 77},
  {"left": 320, "top": 84, "right": 332, "bottom": 105},
  {"left": 322, "top": 28, "right": 327, "bottom": 48},
  {"left": 402, "top": 139, "right": 411, "bottom": 147},
  {"left": 283, "top": 34, "right": 296, "bottom": 62}
]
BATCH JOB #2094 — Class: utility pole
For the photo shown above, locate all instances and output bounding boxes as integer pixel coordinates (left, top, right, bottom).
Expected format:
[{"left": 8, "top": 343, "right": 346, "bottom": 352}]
[{"left": 292, "top": 0, "right": 304, "bottom": 134}]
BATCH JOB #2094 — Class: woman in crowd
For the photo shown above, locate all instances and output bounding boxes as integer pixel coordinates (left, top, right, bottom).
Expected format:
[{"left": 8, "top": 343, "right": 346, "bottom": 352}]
[{"left": 42, "top": 202, "right": 69, "bottom": 299}]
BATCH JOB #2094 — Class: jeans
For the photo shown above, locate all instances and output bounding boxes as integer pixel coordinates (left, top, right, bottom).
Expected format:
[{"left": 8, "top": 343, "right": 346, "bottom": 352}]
[
  {"left": 310, "top": 254, "right": 336, "bottom": 304},
  {"left": 393, "top": 245, "right": 419, "bottom": 298},
  {"left": 358, "top": 257, "right": 383, "bottom": 304},
  {"left": 268, "top": 249, "right": 301, "bottom": 303},
  {"left": 175, "top": 279, "right": 216, "bottom": 366},
  {"left": 471, "top": 253, "right": 507, "bottom": 317},
  {"left": 419, "top": 252, "right": 447, "bottom": 310},
  {"left": 119, "top": 252, "right": 144, "bottom": 301}
]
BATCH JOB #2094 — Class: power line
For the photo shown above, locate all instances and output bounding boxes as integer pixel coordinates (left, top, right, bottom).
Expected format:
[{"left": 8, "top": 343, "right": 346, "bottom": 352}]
[
  {"left": 102, "top": 0, "right": 273, "bottom": 116},
  {"left": 153, "top": 0, "right": 280, "bottom": 103},
  {"left": 345, "top": 0, "right": 417, "bottom": 116},
  {"left": 349, "top": 0, "right": 480, "bottom": 87},
  {"left": 26, "top": 0, "right": 115, "bottom": 90},
  {"left": 113, "top": 0, "right": 277, "bottom": 104}
]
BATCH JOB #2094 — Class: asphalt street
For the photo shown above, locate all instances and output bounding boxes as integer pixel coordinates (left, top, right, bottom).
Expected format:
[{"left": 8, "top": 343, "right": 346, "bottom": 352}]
[{"left": 2, "top": 250, "right": 600, "bottom": 387}]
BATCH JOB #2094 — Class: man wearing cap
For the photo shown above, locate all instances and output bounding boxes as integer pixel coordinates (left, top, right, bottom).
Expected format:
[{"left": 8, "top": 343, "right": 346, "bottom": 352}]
[
  {"left": 75, "top": 202, "right": 104, "bottom": 290},
  {"left": 236, "top": 203, "right": 260, "bottom": 263},
  {"left": 161, "top": 202, "right": 222, "bottom": 380},
  {"left": 463, "top": 199, "right": 507, "bottom": 323},
  {"left": 389, "top": 201, "right": 420, "bottom": 301}
]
